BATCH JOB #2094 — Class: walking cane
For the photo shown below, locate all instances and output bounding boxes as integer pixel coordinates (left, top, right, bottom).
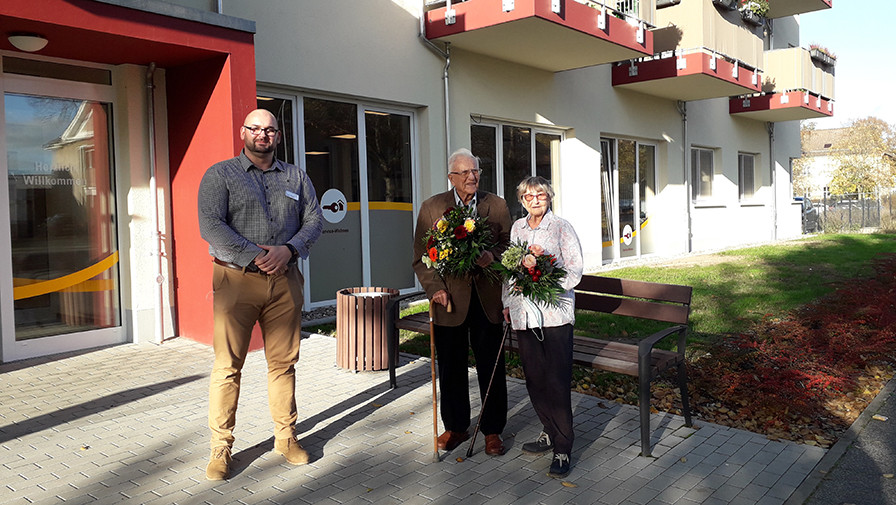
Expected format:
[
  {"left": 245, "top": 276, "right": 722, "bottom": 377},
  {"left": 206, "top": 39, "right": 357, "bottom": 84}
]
[
  {"left": 466, "top": 322, "right": 510, "bottom": 458},
  {"left": 429, "top": 303, "right": 440, "bottom": 463}
]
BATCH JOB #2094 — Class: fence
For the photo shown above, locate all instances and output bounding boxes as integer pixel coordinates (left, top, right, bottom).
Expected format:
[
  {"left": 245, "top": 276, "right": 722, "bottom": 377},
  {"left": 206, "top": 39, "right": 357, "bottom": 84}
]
[{"left": 814, "top": 191, "right": 895, "bottom": 233}]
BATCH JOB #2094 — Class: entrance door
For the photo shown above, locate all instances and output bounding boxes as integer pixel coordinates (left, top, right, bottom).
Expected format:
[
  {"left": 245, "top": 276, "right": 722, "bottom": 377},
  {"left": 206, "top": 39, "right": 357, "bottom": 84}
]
[
  {"left": 600, "top": 138, "right": 656, "bottom": 263},
  {"left": 1, "top": 76, "right": 123, "bottom": 361}
]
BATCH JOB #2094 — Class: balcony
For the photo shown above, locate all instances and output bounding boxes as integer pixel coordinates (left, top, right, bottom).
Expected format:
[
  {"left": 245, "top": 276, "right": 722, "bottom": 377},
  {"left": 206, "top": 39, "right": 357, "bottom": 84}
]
[
  {"left": 424, "top": 0, "right": 654, "bottom": 72},
  {"left": 729, "top": 46, "right": 835, "bottom": 121},
  {"left": 767, "top": 0, "right": 832, "bottom": 19},
  {"left": 611, "top": 0, "right": 763, "bottom": 100},
  {"left": 729, "top": 91, "right": 833, "bottom": 121}
]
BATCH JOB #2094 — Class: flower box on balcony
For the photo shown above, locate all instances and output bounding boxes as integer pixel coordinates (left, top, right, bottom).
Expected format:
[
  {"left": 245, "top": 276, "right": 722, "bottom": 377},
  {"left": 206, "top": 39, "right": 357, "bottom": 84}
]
[
  {"left": 741, "top": 7, "right": 764, "bottom": 26},
  {"left": 810, "top": 47, "right": 837, "bottom": 67}
]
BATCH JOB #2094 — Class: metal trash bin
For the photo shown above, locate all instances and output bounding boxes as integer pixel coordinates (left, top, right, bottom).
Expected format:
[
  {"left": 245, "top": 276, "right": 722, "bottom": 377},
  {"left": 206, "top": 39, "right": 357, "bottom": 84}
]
[{"left": 336, "top": 287, "right": 399, "bottom": 371}]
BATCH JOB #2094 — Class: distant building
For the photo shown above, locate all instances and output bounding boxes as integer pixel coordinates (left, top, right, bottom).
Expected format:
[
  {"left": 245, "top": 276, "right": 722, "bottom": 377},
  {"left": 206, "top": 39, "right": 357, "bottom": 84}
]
[{"left": 799, "top": 127, "right": 847, "bottom": 198}]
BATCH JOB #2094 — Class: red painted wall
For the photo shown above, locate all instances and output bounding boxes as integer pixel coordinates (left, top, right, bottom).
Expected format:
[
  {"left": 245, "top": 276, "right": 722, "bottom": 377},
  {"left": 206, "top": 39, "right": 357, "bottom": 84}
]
[{"left": 2, "top": 0, "right": 257, "bottom": 347}]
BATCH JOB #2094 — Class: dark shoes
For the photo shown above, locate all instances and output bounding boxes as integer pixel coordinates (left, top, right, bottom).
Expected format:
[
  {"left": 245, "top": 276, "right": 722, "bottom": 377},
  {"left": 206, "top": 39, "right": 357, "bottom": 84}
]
[
  {"left": 548, "top": 453, "right": 571, "bottom": 479},
  {"left": 484, "top": 434, "right": 504, "bottom": 456},
  {"left": 437, "top": 430, "right": 470, "bottom": 451},
  {"left": 522, "top": 432, "right": 553, "bottom": 454}
]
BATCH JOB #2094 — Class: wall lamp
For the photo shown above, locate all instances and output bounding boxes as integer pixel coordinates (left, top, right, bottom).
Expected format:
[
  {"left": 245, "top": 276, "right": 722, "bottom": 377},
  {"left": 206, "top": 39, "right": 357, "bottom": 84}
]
[{"left": 8, "top": 33, "right": 49, "bottom": 52}]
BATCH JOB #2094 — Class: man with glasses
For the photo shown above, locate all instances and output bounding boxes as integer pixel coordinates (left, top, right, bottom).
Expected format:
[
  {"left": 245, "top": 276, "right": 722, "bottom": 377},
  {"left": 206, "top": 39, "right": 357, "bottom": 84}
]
[
  {"left": 198, "top": 109, "right": 323, "bottom": 480},
  {"left": 412, "top": 148, "right": 511, "bottom": 456}
]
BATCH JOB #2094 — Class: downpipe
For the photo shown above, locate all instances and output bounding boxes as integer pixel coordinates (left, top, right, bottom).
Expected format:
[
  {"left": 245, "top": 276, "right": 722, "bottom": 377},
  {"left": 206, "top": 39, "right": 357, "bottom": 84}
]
[
  {"left": 677, "top": 100, "right": 692, "bottom": 253},
  {"left": 146, "top": 63, "right": 165, "bottom": 344},
  {"left": 767, "top": 122, "right": 777, "bottom": 241}
]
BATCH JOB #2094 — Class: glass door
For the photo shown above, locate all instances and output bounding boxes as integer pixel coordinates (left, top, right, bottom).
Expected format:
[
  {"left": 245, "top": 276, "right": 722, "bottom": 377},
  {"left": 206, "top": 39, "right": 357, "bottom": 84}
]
[
  {"left": 2, "top": 77, "right": 123, "bottom": 361},
  {"left": 600, "top": 138, "right": 656, "bottom": 263}
]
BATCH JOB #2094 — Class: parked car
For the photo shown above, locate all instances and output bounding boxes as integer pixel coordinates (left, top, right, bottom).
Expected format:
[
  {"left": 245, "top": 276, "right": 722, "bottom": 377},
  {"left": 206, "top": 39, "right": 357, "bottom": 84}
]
[{"left": 794, "top": 196, "right": 820, "bottom": 233}]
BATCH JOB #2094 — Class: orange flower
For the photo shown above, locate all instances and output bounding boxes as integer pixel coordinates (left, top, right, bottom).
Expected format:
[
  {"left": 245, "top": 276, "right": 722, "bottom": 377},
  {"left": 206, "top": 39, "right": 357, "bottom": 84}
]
[{"left": 428, "top": 247, "right": 439, "bottom": 262}]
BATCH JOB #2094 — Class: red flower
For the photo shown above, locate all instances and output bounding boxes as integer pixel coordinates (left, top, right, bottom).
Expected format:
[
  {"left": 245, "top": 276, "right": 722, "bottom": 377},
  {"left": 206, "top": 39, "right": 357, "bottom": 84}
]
[
  {"left": 428, "top": 247, "right": 439, "bottom": 262},
  {"left": 454, "top": 225, "right": 468, "bottom": 239},
  {"left": 427, "top": 236, "right": 435, "bottom": 249},
  {"left": 443, "top": 208, "right": 454, "bottom": 216}
]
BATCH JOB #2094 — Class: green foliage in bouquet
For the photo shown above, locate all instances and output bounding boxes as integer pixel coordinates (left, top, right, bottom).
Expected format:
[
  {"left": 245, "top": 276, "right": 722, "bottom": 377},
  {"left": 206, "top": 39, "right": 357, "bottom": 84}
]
[
  {"left": 420, "top": 206, "right": 495, "bottom": 278},
  {"left": 493, "top": 240, "right": 568, "bottom": 308}
]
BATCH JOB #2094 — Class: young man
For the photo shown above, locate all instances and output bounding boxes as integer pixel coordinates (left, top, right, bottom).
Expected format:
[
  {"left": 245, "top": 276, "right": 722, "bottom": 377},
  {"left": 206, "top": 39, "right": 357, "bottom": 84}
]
[{"left": 198, "top": 109, "right": 323, "bottom": 480}]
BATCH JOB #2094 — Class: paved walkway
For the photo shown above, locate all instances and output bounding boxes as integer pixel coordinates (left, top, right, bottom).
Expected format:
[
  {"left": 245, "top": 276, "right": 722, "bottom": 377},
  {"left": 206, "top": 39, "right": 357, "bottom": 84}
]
[{"left": 0, "top": 335, "right": 879, "bottom": 505}]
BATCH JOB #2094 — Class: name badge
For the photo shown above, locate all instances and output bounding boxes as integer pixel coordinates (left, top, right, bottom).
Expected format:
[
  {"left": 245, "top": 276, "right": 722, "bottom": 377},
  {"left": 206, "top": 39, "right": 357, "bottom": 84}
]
[{"left": 285, "top": 190, "right": 300, "bottom": 201}]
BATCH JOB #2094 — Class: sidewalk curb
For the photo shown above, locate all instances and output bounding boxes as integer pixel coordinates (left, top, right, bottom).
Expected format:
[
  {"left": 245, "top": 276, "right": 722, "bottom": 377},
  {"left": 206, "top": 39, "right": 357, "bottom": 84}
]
[{"left": 785, "top": 374, "right": 896, "bottom": 505}]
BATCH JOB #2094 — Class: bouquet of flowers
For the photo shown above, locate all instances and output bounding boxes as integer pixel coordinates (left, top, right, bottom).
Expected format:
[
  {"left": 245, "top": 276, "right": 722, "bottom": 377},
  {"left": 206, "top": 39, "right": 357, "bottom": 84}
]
[
  {"left": 420, "top": 206, "right": 495, "bottom": 278},
  {"left": 493, "top": 240, "right": 568, "bottom": 308}
]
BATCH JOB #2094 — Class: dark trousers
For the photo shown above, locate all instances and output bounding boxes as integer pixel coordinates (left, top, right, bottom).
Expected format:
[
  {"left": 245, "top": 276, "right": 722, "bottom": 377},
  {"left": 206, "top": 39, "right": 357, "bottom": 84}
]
[
  {"left": 433, "top": 289, "right": 507, "bottom": 436},
  {"left": 517, "top": 324, "right": 574, "bottom": 454}
]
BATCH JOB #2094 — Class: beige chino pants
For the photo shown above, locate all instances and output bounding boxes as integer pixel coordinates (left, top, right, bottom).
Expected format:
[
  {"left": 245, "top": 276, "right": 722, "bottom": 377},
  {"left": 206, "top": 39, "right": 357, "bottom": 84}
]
[{"left": 208, "top": 263, "right": 304, "bottom": 449}]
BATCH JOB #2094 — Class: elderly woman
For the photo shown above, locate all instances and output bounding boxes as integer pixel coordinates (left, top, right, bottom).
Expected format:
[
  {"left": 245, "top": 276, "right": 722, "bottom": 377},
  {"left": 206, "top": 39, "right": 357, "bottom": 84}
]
[{"left": 502, "top": 176, "right": 583, "bottom": 479}]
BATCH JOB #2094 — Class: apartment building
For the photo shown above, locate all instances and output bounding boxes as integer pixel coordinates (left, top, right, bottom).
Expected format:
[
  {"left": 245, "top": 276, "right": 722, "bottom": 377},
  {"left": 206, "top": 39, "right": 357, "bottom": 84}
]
[{"left": 0, "top": 0, "right": 835, "bottom": 361}]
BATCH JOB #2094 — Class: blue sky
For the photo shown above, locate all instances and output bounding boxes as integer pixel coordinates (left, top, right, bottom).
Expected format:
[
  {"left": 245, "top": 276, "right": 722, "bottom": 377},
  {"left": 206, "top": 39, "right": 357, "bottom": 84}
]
[{"left": 799, "top": 0, "right": 896, "bottom": 130}]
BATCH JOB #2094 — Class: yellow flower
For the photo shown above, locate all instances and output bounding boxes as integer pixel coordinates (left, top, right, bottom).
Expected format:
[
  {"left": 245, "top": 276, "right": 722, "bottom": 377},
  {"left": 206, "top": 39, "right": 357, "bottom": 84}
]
[
  {"left": 439, "top": 248, "right": 451, "bottom": 260},
  {"left": 436, "top": 218, "right": 448, "bottom": 233},
  {"left": 464, "top": 218, "right": 476, "bottom": 232}
]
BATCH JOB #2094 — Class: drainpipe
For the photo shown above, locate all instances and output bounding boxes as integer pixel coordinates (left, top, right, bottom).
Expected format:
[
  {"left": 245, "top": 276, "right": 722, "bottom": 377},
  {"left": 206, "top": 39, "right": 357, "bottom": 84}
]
[
  {"left": 419, "top": 2, "right": 451, "bottom": 162},
  {"left": 677, "top": 100, "right": 692, "bottom": 253},
  {"left": 146, "top": 63, "right": 165, "bottom": 344},
  {"left": 767, "top": 121, "right": 777, "bottom": 241}
]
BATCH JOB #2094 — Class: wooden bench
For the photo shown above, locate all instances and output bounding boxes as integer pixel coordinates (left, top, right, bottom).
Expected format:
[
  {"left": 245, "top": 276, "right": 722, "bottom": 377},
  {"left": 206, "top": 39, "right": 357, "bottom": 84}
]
[{"left": 386, "top": 275, "right": 693, "bottom": 457}]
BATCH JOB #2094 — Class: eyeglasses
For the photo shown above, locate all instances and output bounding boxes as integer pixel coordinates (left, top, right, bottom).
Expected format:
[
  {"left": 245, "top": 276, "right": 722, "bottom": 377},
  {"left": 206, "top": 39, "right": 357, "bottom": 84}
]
[
  {"left": 243, "top": 125, "right": 280, "bottom": 137},
  {"left": 522, "top": 193, "right": 548, "bottom": 202},
  {"left": 448, "top": 169, "right": 481, "bottom": 178}
]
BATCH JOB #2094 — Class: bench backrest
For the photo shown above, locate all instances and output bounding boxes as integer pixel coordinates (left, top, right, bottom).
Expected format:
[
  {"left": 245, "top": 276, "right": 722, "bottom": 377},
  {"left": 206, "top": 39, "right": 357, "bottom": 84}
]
[{"left": 575, "top": 275, "right": 692, "bottom": 325}]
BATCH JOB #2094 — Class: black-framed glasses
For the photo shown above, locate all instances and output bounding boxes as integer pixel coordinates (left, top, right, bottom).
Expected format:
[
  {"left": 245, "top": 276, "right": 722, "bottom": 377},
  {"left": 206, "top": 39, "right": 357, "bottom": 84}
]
[
  {"left": 243, "top": 125, "right": 280, "bottom": 137},
  {"left": 448, "top": 168, "right": 481, "bottom": 178},
  {"left": 522, "top": 193, "right": 548, "bottom": 202}
]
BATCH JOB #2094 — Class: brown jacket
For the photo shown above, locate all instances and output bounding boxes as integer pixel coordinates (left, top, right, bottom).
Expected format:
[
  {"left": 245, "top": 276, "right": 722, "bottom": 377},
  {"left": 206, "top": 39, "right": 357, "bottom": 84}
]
[{"left": 412, "top": 190, "right": 511, "bottom": 326}]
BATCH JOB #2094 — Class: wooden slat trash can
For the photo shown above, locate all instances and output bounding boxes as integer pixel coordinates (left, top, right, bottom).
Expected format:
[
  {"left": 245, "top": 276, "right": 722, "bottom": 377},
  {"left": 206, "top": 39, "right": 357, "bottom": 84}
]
[{"left": 336, "top": 287, "right": 399, "bottom": 371}]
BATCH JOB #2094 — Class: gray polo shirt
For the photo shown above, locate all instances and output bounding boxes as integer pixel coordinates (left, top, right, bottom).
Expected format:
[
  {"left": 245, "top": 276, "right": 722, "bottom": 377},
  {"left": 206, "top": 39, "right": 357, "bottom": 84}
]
[{"left": 198, "top": 151, "right": 323, "bottom": 267}]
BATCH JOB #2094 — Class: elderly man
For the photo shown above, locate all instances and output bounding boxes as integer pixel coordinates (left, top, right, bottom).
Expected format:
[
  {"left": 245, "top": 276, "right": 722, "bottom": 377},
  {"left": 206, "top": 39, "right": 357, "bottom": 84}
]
[
  {"left": 198, "top": 109, "right": 323, "bottom": 480},
  {"left": 412, "top": 148, "right": 511, "bottom": 456}
]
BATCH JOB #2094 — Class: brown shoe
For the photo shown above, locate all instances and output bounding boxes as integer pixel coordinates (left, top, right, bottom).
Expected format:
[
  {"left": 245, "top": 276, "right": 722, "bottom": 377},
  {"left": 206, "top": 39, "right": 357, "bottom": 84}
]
[
  {"left": 205, "top": 446, "right": 231, "bottom": 481},
  {"left": 484, "top": 434, "right": 505, "bottom": 456},
  {"left": 274, "top": 437, "right": 309, "bottom": 465},
  {"left": 437, "top": 430, "right": 470, "bottom": 451}
]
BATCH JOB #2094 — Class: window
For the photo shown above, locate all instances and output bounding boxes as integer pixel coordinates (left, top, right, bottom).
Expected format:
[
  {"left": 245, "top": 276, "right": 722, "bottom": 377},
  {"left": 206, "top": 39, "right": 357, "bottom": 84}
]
[
  {"left": 471, "top": 123, "right": 561, "bottom": 220},
  {"left": 256, "top": 93, "right": 417, "bottom": 305},
  {"left": 738, "top": 153, "right": 758, "bottom": 200},
  {"left": 691, "top": 147, "right": 714, "bottom": 200}
]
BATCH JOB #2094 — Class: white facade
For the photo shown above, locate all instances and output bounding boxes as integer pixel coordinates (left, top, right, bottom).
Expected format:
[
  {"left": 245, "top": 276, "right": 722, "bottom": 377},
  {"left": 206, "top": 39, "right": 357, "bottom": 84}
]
[{"left": 207, "top": 0, "right": 809, "bottom": 296}]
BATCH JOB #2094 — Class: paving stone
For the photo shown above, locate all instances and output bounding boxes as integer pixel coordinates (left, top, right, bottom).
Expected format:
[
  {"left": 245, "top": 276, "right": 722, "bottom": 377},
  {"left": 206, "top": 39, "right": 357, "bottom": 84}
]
[{"left": 0, "top": 337, "right": 827, "bottom": 505}]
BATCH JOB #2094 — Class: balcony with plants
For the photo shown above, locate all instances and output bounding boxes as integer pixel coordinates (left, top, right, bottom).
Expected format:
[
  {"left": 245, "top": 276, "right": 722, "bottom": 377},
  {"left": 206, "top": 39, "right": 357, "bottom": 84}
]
[
  {"left": 423, "top": 0, "right": 654, "bottom": 72},
  {"left": 728, "top": 45, "right": 835, "bottom": 121},
  {"left": 766, "top": 0, "right": 832, "bottom": 19},
  {"left": 611, "top": 0, "right": 763, "bottom": 101}
]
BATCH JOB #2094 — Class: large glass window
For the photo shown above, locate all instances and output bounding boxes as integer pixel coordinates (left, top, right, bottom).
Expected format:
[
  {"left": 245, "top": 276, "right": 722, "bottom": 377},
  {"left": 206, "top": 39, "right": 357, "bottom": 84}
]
[
  {"left": 303, "top": 97, "right": 363, "bottom": 302},
  {"left": 471, "top": 124, "right": 561, "bottom": 220},
  {"left": 691, "top": 147, "right": 714, "bottom": 200},
  {"left": 259, "top": 93, "right": 417, "bottom": 304},
  {"left": 601, "top": 138, "right": 657, "bottom": 262},
  {"left": 471, "top": 124, "right": 497, "bottom": 193},
  {"left": 5, "top": 94, "right": 120, "bottom": 340},
  {"left": 365, "top": 109, "right": 414, "bottom": 288}
]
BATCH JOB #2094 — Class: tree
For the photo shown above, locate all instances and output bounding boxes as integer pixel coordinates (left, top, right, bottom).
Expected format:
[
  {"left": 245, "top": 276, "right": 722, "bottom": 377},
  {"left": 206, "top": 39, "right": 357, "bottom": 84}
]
[
  {"left": 829, "top": 117, "right": 896, "bottom": 194},
  {"left": 792, "top": 122, "right": 816, "bottom": 196}
]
